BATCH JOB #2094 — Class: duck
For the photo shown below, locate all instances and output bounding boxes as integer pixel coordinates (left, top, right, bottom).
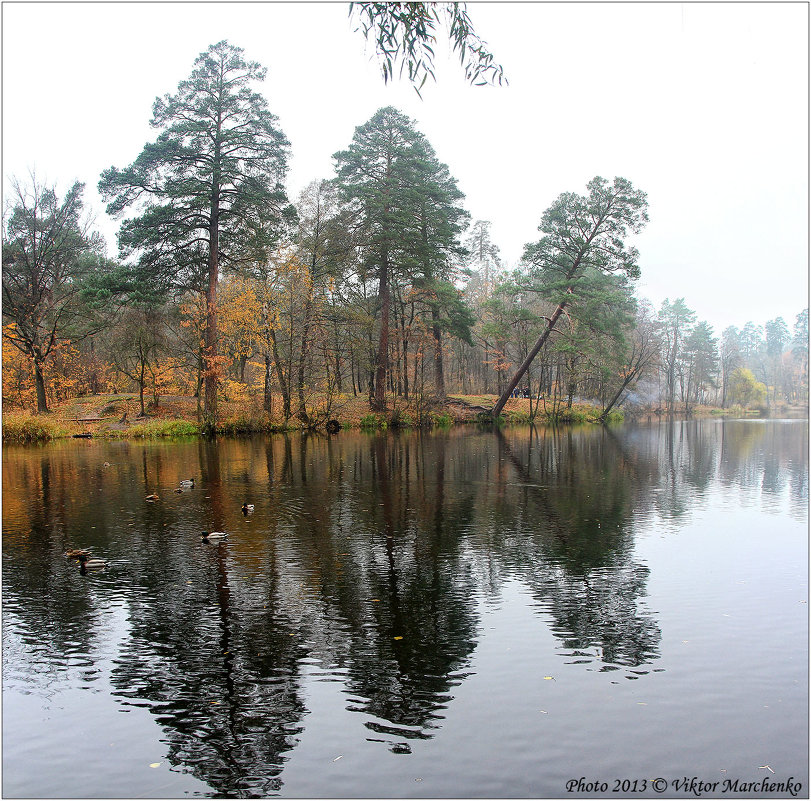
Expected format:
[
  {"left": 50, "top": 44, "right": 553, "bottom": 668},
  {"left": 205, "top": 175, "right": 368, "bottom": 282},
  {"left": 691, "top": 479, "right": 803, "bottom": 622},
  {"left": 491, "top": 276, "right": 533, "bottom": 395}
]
[
  {"left": 241, "top": 503, "right": 255, "bottom": 515},
  {"left": 201, "top": 531, "right": 228, "bottom": 542},
  {"left": 145, "top": 494, "right": 159, "bottom": 502},
  {"left": 179, "top": 478, "right": 194, "bottom": 488},
  {"left": 77, "top": 553, "right": 108, "bottom": 570},
  {"left": 65, "top": 548, "right": 91, "bottom": 559}
]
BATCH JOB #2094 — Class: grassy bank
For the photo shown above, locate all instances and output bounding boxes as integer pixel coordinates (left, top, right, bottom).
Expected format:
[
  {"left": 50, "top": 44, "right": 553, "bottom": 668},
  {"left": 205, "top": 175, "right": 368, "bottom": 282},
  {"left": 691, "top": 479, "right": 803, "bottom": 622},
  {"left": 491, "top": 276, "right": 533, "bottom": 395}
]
[
  {"left": 3, "top": 392, "right": 624, "bottom": 442},
  {"left": 2, "top": 412, "right": 71, "bottom": 443},
  {"left": 8, "top": 391, "right": 799, "bottom": 443}
]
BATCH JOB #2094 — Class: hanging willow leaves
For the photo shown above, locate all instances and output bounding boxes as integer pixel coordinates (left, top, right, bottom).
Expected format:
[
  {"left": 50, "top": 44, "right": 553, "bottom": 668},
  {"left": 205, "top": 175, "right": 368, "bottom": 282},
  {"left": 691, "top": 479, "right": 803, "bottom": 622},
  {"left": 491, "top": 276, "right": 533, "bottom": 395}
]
[{"left": 350, "top": 2, "right": 507, "bottom": 95}]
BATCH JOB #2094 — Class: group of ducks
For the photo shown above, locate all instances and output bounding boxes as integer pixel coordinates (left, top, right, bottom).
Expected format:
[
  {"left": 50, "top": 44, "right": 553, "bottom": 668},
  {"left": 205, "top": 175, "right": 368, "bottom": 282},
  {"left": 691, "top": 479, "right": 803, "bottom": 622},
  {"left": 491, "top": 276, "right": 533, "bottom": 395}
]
[
  {"left": 67, "top": 478, "right": 258, "bottom": 571},
  {"left": 145, "top": 478, "right": 196, "bottom": 502}
]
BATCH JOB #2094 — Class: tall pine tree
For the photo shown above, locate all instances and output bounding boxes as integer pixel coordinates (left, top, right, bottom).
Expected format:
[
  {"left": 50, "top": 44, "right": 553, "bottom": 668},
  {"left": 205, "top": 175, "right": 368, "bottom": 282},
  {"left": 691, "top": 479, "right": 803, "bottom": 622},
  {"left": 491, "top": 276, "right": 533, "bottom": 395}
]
[
  {"left": 408, "top": 138, "right": 471, "bottom": 397},
  {"left": 334, "top": 107, "right": 420, "bottom": 410},
  {"left": 333, "top": 107, "right": 471, "bottom": 407},
  {"left": 99, "top": 41, "right": 292, "bottom": 432}
]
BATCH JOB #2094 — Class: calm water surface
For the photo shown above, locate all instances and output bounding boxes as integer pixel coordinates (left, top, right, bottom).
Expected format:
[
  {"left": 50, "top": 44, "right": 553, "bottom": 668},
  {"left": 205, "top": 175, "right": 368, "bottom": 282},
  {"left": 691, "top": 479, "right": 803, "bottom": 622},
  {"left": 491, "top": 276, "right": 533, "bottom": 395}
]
[{"left": 2, "top": 420, "right": 807, "bottom": 798}]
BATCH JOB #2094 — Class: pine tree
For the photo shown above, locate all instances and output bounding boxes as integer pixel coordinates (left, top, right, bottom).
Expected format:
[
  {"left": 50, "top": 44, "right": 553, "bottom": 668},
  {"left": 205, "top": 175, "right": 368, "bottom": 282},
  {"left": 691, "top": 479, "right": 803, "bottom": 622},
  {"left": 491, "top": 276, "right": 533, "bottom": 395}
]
[
  {"left": 333, "top": 107, "right": 470, "bottom": 407},
  {"left": 408, "top": 138, "right": 471, "bottom": 397},
  {"left": 492, "top": 177, "right": 648, "bottom": 419},
  {"left": 99, "top": 41, "right": 293, "bottom": 432}
]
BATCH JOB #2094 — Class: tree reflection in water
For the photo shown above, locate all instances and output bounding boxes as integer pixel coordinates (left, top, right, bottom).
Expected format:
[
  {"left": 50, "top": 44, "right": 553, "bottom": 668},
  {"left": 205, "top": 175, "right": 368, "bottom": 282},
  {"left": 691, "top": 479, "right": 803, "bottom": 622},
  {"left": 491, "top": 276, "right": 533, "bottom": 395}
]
[{"left": 3, "top": 420, "right": 805, "bottom": 795}]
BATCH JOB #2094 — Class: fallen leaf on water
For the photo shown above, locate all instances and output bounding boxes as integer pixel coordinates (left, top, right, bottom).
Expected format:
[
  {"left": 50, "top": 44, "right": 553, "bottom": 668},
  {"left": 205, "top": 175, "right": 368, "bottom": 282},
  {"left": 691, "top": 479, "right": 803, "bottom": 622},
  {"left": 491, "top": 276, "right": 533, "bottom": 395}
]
[
  {"left": 393, "top": 636, "right": 403, "bottom": 640},
  {"left": 543, "top": 676, "right": 554, "bottom": 681},
  {"left": 149, "top": 763, "right": 161, "bottom": 769}
]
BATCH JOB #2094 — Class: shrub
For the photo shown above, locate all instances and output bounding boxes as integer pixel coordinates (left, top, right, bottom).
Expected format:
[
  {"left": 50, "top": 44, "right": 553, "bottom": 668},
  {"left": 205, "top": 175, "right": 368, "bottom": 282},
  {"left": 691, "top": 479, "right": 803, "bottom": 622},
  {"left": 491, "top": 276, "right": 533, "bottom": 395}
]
[
  {"left": 360, "top": 413, "right": 386, "bottom": 430},
  {"left": 431, "top": 411, "right": 453, "bottom": 428},
  {"left": 389, "top": 409, "right": 414, "bottom": 429}
]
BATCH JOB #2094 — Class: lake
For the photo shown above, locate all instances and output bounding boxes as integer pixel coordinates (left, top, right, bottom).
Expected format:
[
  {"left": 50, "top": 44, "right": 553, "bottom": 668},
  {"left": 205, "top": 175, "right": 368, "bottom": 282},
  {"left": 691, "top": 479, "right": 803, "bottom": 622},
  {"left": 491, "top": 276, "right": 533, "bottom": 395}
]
[{"left": 2, "top": 419, "right": 807, "bottom": 798}]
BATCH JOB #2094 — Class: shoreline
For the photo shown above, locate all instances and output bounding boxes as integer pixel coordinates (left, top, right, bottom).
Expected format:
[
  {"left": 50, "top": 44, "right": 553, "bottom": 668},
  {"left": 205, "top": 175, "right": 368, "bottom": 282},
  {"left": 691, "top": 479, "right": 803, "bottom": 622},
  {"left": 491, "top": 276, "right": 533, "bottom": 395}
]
[{"left": 3, "top": 392, "right": 804, "bottom": 443}]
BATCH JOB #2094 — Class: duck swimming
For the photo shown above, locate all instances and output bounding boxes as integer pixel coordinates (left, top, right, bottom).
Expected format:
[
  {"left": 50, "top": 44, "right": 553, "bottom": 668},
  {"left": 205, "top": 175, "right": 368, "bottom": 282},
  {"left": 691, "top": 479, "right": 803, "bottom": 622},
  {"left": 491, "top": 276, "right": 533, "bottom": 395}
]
[
  {"left": 241, "top": 503, "right": 255, "bottom": 515},
  {"left": 77, "top": 554, "right": 108, "bottom": 570},
  {"left": 179, "top": 479, "right": 194, "bottom": 488},
  {"left": 65, "top": 549, "right": 91, "bottom": 559},
  {"left": 145, "top": 494, "right": 159, "bottom": 502},
  {"left": 201, "top": 531, "right": 228, "bottom": 542}
]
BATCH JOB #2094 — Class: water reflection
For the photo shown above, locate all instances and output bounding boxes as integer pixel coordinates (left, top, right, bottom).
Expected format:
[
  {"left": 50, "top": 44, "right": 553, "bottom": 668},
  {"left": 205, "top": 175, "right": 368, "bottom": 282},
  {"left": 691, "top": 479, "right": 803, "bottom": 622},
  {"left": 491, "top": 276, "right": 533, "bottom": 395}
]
[{"left": 3, "top": 419, "right": 806, "bottom": 796}]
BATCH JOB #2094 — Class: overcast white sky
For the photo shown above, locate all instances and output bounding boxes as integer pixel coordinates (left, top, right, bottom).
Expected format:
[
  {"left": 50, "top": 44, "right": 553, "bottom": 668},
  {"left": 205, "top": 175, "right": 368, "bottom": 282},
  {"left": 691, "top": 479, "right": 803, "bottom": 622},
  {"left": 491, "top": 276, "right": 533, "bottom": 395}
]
[{"left": 2, "top": 2, "right": 808, "bottom": 335}]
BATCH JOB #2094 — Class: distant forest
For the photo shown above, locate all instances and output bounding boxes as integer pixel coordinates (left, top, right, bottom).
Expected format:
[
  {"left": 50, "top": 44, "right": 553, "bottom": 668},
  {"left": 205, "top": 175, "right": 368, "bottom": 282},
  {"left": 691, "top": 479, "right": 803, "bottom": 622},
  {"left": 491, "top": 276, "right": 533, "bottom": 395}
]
[{"left": 3, "top": 43, "right": 808, "bottom": 427}]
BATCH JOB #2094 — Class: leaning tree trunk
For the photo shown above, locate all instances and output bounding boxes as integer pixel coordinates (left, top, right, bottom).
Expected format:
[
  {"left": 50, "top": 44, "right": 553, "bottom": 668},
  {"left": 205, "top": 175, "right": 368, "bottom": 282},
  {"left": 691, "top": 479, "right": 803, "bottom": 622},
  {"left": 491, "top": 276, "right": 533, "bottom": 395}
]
[
  {"left": 492, "top": 301, "right": 569, "bottom": 419},
  {"left": 598, "top": 365, "right": 643, "bottom": 423}
]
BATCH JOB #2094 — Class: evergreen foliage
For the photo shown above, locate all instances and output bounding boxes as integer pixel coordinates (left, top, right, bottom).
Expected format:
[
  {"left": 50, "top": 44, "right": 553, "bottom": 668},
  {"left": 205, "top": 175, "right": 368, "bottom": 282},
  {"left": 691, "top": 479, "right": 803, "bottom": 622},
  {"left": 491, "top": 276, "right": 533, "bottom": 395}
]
[{"left": 99, "top": 40, "right": 293, "bottom": 431}]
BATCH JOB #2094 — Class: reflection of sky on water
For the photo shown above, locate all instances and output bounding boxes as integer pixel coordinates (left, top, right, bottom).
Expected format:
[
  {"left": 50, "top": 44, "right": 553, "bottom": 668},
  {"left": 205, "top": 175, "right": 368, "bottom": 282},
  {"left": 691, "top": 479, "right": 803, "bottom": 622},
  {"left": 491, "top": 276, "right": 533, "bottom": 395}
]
[{"left": 2, "top": 420, "right": 807, "bottom": 797}]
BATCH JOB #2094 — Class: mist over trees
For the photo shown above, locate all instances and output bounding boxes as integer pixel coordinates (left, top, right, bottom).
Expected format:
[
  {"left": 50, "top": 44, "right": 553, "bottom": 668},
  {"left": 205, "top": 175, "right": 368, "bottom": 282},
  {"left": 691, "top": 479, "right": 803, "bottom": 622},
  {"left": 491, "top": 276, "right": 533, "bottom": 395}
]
[{"left": 3, "top": 40, "right": 807, "bottom": 423}]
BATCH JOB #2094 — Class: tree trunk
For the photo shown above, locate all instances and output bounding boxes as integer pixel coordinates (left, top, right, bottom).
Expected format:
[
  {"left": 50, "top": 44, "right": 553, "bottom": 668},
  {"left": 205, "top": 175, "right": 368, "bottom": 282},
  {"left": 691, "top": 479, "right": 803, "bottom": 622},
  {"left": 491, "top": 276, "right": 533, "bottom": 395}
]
[
  {"left": 263, "top": 353, "right": 273, "bottom": 415},
  {"left": 598, "top": 366, "right": 642, "bottom": 423},
  {"left": 373, "top": 245, "right": 390, "bottom": 411},
  {"left": 269, "top": 329, "right": 291, "bottom": 421},
  {"left": 297, "top": 292, "right": 314, "bottom": 423},
  {"left": 492, "top": 301, "right": 569, "bottom": 419},
  {"left": 432, "top": 308, "right": 445, "bottom": 398},
  {"left": 203, "top": 283, "right": 218, "bottom": 433},
  {"left": 88, "top": 339, "right": 100, "bottom": 395},
  {"left": 33, "top": 355, "right": 48, "bottom": 413},
  {"left": 138, "top": 344, "right": 147, "bottom": 416},
  {"left": 203, "top": 125, "right": 222, "bottom": 435}
]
